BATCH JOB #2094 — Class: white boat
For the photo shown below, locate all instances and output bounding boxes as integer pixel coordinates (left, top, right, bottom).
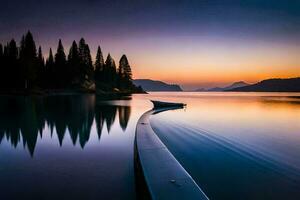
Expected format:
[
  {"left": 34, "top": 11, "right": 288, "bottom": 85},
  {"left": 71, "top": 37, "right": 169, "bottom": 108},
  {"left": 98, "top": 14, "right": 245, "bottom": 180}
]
[{"left": 151, "top": 100, "right": 186, "bottom": 108}]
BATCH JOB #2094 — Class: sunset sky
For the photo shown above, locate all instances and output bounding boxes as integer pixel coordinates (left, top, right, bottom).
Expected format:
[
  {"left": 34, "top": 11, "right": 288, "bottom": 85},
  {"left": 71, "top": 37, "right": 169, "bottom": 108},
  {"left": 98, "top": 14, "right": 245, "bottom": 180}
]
[{"left": 1, "top": 0, "right": 299, "bottom": 90}]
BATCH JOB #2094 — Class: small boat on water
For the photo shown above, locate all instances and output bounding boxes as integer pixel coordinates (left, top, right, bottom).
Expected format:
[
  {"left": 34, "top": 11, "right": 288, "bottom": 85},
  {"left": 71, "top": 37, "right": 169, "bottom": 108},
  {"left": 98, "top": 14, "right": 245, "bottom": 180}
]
[{"left": 151, "top": 100, "right": 186, "bottom": 108}]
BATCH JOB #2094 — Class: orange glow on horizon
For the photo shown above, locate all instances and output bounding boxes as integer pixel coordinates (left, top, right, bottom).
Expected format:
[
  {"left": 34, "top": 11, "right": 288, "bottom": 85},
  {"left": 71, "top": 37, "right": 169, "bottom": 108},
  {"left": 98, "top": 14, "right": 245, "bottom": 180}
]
[
  {"left": 91, "top": 35, "right": 299, "bottom": 89},
  {"left": 127, "top": 38, "right": 300, "bottom": 89},
  {"left": 133, "top": 68, "right": 300, "bottom": 89}
]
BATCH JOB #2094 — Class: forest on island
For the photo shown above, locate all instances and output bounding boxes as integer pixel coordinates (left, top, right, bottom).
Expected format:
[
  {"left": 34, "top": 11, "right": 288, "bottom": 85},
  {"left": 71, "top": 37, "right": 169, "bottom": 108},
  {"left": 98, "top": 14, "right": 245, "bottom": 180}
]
[{"left": 0, "top": 31, "right": 143, "bottom": 94}]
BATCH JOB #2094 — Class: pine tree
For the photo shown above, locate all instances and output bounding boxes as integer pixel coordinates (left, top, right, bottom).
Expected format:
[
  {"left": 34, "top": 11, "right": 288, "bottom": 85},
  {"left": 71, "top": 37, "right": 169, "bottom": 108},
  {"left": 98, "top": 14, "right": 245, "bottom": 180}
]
[
  {"left": 19, "top": 35, "right": 25, "bottom": 57},
  {"left": 9, "top": 39, "right": 18, "bottom": 57},
  {"left": 0, "top": 44, "right": 8, "bottom": 89},
  {"left": 78, "top": 38, "right": 86, "bottom": 61},
  {"left": 68, "top": 41, "right": 79, "bottom": 63},
  {"left": 37, "top": 46, "right": 45, "bottom": 87},
  {"left": 84, "top": 43, "right": 93, "bottom": 81},
  {"left": 78, "top": 38, "right": 93, "bottom": 84},
  {"left": 118, "top": 54, "right": 133, "bottom": 90},
  {"left": 67, "top": 41, "right": 80, "bottom": 86},
  {"left": 19, "top": 31, "right": 38, "bottom": 89},
  {"left": 104, "top": 53, "right": 117, "bottom": 88},
  {"left": 95, "top": 46, "right": 104, "bottom": 84},
  {"left": 54, "top": 39, "right": 67, "bottom": 88},
  {"left": 55, "top": 40, "right": 66, "bottom": 66},
  {"left": 7, "top": 40, "right": 19, "bottom": 88},
  {"left": 38, "top": 46, "right": 44, "bottom": 67},
  {"left": 119, "top": 55, "right": 132, "bottom": 79},
  {"left": 0, "top": 43, "right": 8, "bottom": 89},
  {"left": 46, "top": 48, "right": 54, "bottom": 67},
  {"left": 45, "top": 48, "right": 55, "bottom": 88}
]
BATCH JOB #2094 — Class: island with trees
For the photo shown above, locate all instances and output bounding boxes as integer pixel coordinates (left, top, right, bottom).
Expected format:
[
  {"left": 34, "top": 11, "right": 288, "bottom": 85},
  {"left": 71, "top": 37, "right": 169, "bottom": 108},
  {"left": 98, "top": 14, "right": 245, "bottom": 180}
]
[{"left": 0, "top": 31, "right": 144, "bottom": 95}]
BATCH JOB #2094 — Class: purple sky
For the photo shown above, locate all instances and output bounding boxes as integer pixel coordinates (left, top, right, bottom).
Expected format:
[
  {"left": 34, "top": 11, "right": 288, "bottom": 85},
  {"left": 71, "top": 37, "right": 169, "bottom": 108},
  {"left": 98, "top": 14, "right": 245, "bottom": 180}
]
[{"left": 1, "top": 0, "right": 299, "bottom": 90}]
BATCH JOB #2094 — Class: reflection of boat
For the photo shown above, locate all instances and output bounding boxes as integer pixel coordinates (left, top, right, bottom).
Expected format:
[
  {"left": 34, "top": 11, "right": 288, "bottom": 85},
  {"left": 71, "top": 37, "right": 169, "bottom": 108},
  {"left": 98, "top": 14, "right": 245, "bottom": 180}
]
[{"left": 151, "top": 100, "right": 186, "bottom": 108}]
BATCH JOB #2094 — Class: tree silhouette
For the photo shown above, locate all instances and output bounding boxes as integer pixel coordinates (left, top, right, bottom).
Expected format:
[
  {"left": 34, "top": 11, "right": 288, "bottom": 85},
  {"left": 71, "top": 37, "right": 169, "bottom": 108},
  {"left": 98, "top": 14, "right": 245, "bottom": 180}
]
[
  {"left": 95, "top": 46, "right": 104, "bottom": 84},
  {"left": 67, "top": 41, "right": 80, "bottom": 87},
  {"left": 4, "top": 40, "right": 19, "bottom": 89},
  {"left": 0, "top": 31, "right": 142, "bottom": 93},
  {"left": 37, "top": 46, "right": 45, "bottom": 87},
  {"left": 118, "top": 54, "right": 133, "bottom": 89},
  {"left": 1, "top": 43, "right": 8, "bottom": 89},
  {"left": 78, "top": 38, "right": 94, "bottom": 85},
  {"left": 19, "top": 31, "right": 38, "bottom": 89},
  {"left": 54, "top": 39, "right": 67, "bottom": 88},
  {"left": 103, "top": 53, "right": 117, "bottom": 89},
  {"left": 7, "top": 40, "right": 18, "bottom": 60},
  {"left": 45, "top": 48, "right": 55, "bottom": 88},
  {"left": 38, "top": 46, "right": 44, "bottom": 68}
]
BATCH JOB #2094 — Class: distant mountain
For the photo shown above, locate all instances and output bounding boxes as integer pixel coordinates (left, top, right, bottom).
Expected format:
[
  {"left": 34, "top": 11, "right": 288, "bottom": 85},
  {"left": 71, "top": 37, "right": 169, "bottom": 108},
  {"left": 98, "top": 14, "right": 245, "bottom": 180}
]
[
  {"left": 133, "top": 79, "right": 182, "bottom": 91},
  {"left": 206, "top": 87, "right": 224, "bottom": 92},
  {"left": 223, "top": 81, "right": 250, "bottom": 90},
  {"left": 195, "top": 88, "right": 206, "bottom": 92},
  {"left": 196, "top": 81, "right": 249, "bottom": 92},
  {"left": 229, "top": 77, "right": 300, "bottom": 92}
]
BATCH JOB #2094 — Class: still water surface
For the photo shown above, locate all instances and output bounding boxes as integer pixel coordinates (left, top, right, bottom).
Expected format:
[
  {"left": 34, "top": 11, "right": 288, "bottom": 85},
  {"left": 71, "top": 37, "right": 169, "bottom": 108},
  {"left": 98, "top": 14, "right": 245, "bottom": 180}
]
[
  {"left": 150, "top": 92, "right": 300, "bottom": 200},
  {"left": 0, "top": 92, "right": 300, "bottom": 200},
  {"left": 0, "top": 94, "right": 152, "bottom": 200}
]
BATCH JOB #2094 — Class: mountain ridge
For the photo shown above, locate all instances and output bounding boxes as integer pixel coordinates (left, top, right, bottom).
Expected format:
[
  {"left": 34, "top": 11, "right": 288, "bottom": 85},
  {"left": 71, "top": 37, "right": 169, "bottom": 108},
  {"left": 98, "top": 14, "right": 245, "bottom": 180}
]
[
  {"left": 133, "top": 79, "right": 182, "bottom": 91},
  {"left": 196, "top": 81, "right": 249, "bottom": 92},
  {"left": 229, "top": 77, "right": 300, "bottom": 92}
]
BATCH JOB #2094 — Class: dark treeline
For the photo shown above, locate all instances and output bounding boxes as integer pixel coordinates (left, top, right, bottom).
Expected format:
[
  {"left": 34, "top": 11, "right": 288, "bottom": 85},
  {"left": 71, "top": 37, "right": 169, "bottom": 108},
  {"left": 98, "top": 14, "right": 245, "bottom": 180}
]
[
  {"left": 0, "top": 31, "right": 142, "bottom": 93},
  {"left": 0, "top": 95, "right": 131, "bottom": 156}
]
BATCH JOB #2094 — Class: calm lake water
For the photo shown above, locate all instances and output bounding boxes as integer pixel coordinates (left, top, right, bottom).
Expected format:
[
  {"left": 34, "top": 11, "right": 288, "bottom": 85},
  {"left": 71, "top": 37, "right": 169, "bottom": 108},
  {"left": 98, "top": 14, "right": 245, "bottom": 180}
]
[
  {"left": 150, "top": 92, "right": 300, "bottom": 200},
  {"left": 0, "top": 94, "right": 152, "bottom": 200},
  {"left": 0, "top": 92, "right": 300, "bottom": 200}
]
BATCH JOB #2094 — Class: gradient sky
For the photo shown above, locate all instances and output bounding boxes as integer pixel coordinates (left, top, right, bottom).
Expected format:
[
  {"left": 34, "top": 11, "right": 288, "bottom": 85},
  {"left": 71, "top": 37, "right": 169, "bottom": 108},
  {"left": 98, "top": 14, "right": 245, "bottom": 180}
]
[{"left": 0, "top": 0, "right": 299, "bottom": 90}]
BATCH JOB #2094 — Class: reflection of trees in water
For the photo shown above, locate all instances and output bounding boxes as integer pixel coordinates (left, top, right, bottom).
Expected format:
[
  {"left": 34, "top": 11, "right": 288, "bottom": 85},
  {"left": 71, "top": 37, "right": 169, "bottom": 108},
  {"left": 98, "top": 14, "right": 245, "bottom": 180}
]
[
  {"left": 95, "top": 105, "right": 116, "bottom": 138},
  {"left": 118, "top": 106, "right": 131, "bottom": 131},
  {"left": 96, "top": 105, "right": 117, "bottom": 134},
  {"left": 0, "top": 95, "right": 131, "bottom": 156},
  {"left": 44, "top": 95, "right": 95, "bottom": 148}
]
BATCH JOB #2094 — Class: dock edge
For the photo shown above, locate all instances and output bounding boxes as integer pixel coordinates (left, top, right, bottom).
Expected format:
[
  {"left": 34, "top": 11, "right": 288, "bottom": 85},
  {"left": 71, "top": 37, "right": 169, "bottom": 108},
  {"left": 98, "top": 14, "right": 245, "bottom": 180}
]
[{"left": 134, "top": 108, "right": 209, "bottom": 200}]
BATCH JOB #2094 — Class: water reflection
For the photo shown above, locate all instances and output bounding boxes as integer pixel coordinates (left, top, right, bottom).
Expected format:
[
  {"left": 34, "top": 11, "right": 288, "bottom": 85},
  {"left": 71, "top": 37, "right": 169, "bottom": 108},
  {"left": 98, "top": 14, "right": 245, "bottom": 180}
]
[
  {"left": 149, "top": 92, "right": 300, "bottom": 200},
  {"left": 0, "top": 95, "right": 131, "bottom": 156}
]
